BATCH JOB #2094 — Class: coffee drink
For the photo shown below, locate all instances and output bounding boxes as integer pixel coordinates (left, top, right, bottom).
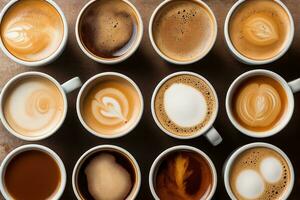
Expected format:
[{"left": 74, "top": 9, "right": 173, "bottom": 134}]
[
  {"left": 80, "top": 76, "right": 142, "bottom": 136},
  {"left": 0, "top": 0, "right": 64, "bottom": 62},
  {"left": 155, "top": 151, "right": 213, "bottom": 200},
  {"left": 4, "top": 150, "right": 61, "bottom": 200},
  {"left": 232, "top": 75, "right": 287, "bottom": 132},
  {"left": 229, "top": 0, "right": 291, "bottom": 61},
  {"left": 229, "top": 147, "right": 291, "bottom": 200},
  {"left": 152, "top": 0, "right": 216, "bottom": 62},
  {"left": 3, "top": 76, "right": 64, "bottom": 137},
  {"left": 154, "top": 74, "right": 216, "bottom": 137},
  {"left": 78, "top": 0, "right": 140, "bottom": 59}
]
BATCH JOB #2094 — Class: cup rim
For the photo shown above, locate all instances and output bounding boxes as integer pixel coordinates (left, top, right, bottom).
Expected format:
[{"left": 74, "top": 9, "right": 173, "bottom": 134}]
[
  {"left": 0, "top": 71, "right": 68, "bottom": 141},
  {"left": 0, "top": 0, "right": 68, "bottom": 67},
  {"left": 225, "top": 69, "right": 295, "bottom": 138},
  {"left": 0, "top": 144, "right": 67, "bottom": 200},
  {"left": 151, "top": 71, "right": 219, "bottom": 139},
  {"left": 72, "top": 144, "right": 141, "bottom": 200},
  {"left": 148, "top": 0, "right": 218, "bottom": 65},
  {"left": 224, "top": 0, "right": 295, "bottom": 65},
  {"left": 75, "top": 0, "right": 144, "bottom": 64},
  {"left": 223, "top": 142, "right": 295, "bottom": 200},
  {"left": 149, "top": 145, "right": 217, "bottom": 200},
  {"left": 76, "top": 72, "right": 144, "bottom": 139}
]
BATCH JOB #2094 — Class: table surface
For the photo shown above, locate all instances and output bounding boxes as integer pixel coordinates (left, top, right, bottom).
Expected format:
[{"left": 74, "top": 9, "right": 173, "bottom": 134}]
[{"left": 0, "top": 0, "right": 299, "bottom": 199}]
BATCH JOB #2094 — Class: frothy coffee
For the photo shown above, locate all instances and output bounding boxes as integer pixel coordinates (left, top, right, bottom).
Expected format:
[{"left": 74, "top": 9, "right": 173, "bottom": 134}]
[
  {"left": 230, "top": 147, "right": 291, "bottom": 200},
  {"left": 0, "top": 0, "right": 64, "bottom": 62},
  {"left": 3, "top": 76, "right": 64, "bottom": 137},
  {"left": 152, "top": 0, "right": 216, "bottom": 62},
  {"left": 154, "top": 74, "right": 216, "bottom": 137},
  {"left": 229, "top": 0, "right": 291, "bottom": 61}
]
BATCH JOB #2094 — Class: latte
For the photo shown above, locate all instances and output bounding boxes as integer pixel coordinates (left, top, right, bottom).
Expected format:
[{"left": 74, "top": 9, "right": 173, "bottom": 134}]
[
  {"left": 0, "top": 0, "right": 64, "bottom": 62},
  {"left": 229, "top": 0, "right": 291, "bottom": 61}
]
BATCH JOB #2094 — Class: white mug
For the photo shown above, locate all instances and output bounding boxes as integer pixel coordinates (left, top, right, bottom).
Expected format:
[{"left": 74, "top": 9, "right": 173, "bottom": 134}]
[
  {"left": 0, "top": 0, "right": 68, "bottom": 67},
  {"left": 149, "top": 0, "right": 217, "bottom": 65},
  {"left": 149, "top": 145, "right": 217, "bottom": 200},
  {"left": 0, "top": 71, "right": 82, "bottom": 141},
  {"left": 224, "top": 0, "right": 294, "bottom": 65},
  {"left": 0, "top": 144, "right": 67, "bottom": 200},
  {"left": 151, "top": 71, "right": 222, "bottom": 146},
  {"left": 226, "top": 69, "right": 300, "bottom": 138},
  {"left": 75, "top": 0, "right": 143, "bottom": 64},
  {"left": 72, "top": 145, "right": 141, "bottom": 200},
  {"left": 223, "top": 142, "right": 295, "bottom": 200}
]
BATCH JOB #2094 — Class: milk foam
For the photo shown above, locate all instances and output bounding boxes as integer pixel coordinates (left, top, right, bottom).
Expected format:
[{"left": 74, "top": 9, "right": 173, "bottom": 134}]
[{"left": 260, "top": 157, "right": 283, "bottom": 183}]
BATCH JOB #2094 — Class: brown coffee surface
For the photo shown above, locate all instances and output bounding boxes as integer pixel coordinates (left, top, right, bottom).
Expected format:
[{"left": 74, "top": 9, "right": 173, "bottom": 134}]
[
  {"left": 232, "top": 76, "right": 287, "bottom": 132},
  {"left": 229, "top": 0, "right": 291, "bottom": 61},
  {"left": 79, "top": 0, "right": 139, "bottom": 59},
  {"left": 230, "top": 147, "right": 291, "bottom": 200},
  {"left": 155, "top": 151, "right": 213, "bottom": 200},
  {"left": 152, "top": 0, "right": 215, "bottom": 62},
  {"left": 4, "top": 150, "right": 61, "bottom": 200},
  {"left": 0, "top": 0, "right": 64, "bottom": 62}
]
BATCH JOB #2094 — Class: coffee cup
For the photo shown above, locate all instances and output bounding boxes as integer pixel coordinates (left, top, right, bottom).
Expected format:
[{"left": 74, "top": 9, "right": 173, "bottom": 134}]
[
  {"left": 75, "top": 0, "right": 143, "bottom": 64},
  {"left": 226, "top": 69, "right": 300, "bottom": 138},
  {"left": 149, "top": 0, "right": 217, "bottom": 65},
  {"left": 223, "top": 142, "right": 294, "bottom": 200},
  {"left": 149, "top": 145, "right": 217, "bottom": 200},
  {"left": 224, "top": 0, "right": 294, "bottom": 65},
  {"left": 72, "top": 145, "right": 141, "bottom": 200},
  {"left": 0, "top": 0, "right": 68, "bottom": 67},
  {"left": 151, "top": 71, "right": 222, "bottom": 146},
  {"left": 0, "top": 144, "right": 66, "bottom": 200},
  {"left": 0, "top": 71, "right": 82, "bottom": 141}
]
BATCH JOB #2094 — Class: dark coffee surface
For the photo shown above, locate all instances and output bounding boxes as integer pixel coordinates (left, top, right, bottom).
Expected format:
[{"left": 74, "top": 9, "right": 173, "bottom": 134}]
[{"left": 0, "top": 0, "right": 300, "bottom": 199}]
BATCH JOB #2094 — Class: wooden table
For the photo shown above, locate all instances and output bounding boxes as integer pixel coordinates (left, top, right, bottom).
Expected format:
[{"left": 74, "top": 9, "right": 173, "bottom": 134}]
[{"left": 0, "top": 0, "right": 299, "bottom": 199}]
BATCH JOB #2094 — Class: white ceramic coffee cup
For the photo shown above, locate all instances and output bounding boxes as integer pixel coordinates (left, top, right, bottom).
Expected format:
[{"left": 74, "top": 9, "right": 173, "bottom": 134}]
[
  {"left": 0, "top": 144, "right": 67, "bottom": 200},
  {"left": 223, "top": 142, "right": 295, "bottom": 200},
  {"left": 72, "top": 145, "right": 141, "bottom": 200},
  {"left": 151, "top": 71, "right": 222, "bottom": 146},
  {"left": 75, "top": 0, "right": 143, "bottom": 64},
  {"left": 76, "top": 72, "right": 144, "bottom": 139},
  {"left": 0, "top": 0, "right": 68, "bottom": 67},
  {"left": 0, "top": 71, "right": 82, "bottom": 141},
  {"left": 226, "top": 69, "right": 300, "bottom": 138},
  {"left": 149, "top": 0, "right": 217, "bottom": 65},
  {"left": 224, "top": 0, "right": 294, "bottom": 65},
  {"left": 149, "top": 145, "right": 217, "bottom": 199}
]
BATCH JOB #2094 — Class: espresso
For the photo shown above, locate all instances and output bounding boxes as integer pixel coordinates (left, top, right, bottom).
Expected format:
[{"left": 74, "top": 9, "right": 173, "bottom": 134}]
[
  {"left": 4, "top": 150, "right": 61, "bottom": 200},
  {"left": 155, "top": 151, "right": 213, "bottom": 200},
  {"left": 0, "top": 0, "right": 64, "bottom": 62},
  {"left": 154, "top": 74, "right": 216, "bottom": 137},
  {"left": 81, "top": 76, "right": 141, "bottom": 135},
  {"left": 3, "top": 76, "right": 64, "bottom": 137},
  {"left": 229, "top": 0, "right": 291, "bottom": 61},
  {"left": 232, "top": 76, "right": 288, "bottom": 132},
  {"left": 79, "top": 0, "right": 139, "bottom": 59},
  {"left": 230, "top": 147, "right": 291, "bottom": 200},
  {"left": 152, "top": 0, "right": 216, "bottom": 62}
]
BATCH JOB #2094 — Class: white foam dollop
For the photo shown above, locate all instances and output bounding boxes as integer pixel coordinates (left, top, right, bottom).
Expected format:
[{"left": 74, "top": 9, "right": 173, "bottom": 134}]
[
  {"left": 260, "top": 157, "right": 283, "bottom": 183},
  {"left": 236, "top": 169, "right": 265, "bottom": 199},
  {"left": 163, "top": 83, "right": 207, "bottom": 127}
]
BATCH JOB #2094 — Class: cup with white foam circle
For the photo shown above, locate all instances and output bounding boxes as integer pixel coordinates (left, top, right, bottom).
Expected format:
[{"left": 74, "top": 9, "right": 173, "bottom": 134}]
[
  {"left": 226, "top": 69, "right": 300, "bottom": 138},
  {"left": 223, "top": 142, "right": 295, "bottom": 200},
  {"left": 151, "top": 71, "right": 222, "bottom": 146},
  {"left": 0, "top": 144, "right": 67, "bottom": 200},
  {"left": 0, "top": 71, "right": 82, "bottom": 141},
  {"left": 72, "top": 145, "right": 141, "bottom": 200},
  {"left": 0, "top": 0, "right": 68, "bottom": 67}
]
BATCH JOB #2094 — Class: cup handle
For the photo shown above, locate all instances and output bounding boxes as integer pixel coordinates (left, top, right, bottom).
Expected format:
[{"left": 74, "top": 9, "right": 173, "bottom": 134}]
[
  {"left": 205, "top": 127, "right": 223, "bottom": 146},
  {"left": 61, "top": 77, "right": 82, "bottom": 94},
  {"left": 288, "top": 78, "right": 300, "bottom": 93}
]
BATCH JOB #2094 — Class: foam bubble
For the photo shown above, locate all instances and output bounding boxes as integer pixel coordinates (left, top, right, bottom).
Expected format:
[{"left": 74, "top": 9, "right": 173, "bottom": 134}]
[{"left": 260, "top": 157, "right": 283, "bottom": 183}]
